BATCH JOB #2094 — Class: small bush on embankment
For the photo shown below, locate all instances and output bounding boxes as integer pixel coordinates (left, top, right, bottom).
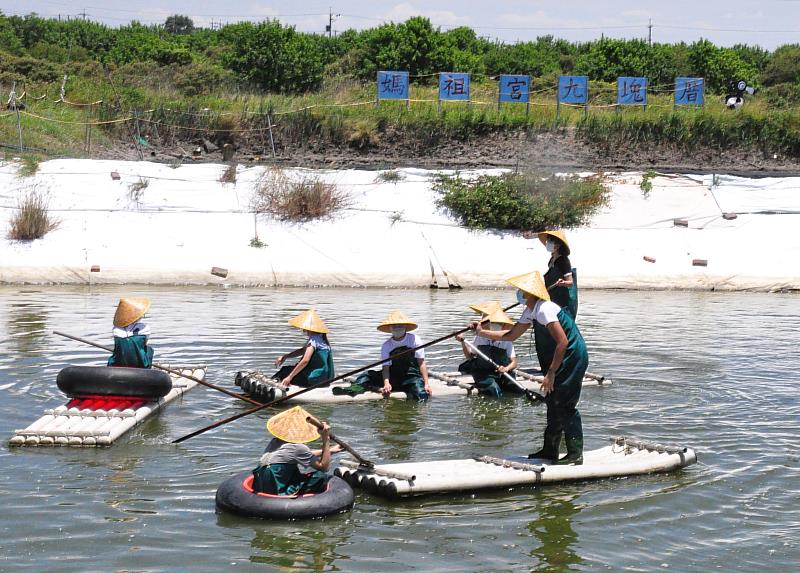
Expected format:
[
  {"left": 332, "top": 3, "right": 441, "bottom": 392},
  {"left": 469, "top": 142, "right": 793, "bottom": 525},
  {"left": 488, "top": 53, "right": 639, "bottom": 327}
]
[
  {"left": 7, "top": 189, "right": 60, "bottom": 240},
  {"left": 251, "top": 168, "right": 351, "bottom": 222},
  {"left": 434, "top": 172, "right": 609, "bottom": 231}
]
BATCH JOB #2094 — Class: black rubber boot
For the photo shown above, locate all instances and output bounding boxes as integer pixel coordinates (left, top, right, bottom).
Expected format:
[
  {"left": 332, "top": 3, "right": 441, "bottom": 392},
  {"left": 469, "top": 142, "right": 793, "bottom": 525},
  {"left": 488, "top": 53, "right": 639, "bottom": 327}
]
[
  {"left": 555, "top": 436, "right": 583, "bottom": 465},
  {"left": 528, "top": 429, "right": 562, "bottom": 462}
]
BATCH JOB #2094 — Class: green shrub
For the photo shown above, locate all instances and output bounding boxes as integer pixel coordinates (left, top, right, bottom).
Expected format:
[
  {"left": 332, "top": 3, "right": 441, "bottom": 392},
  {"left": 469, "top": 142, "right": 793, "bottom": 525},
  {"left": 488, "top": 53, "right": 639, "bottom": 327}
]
[
  {"left": 434, "top": 171, "right": 609, "bottom": 231},
  {"left": 7, "top": 189, "right": 60, "bottom": 241}
]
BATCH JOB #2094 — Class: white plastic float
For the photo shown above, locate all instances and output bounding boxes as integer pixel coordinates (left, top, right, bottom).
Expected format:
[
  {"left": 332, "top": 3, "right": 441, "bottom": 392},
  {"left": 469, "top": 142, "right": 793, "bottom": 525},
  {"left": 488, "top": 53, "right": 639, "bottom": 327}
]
[
  {"left": 334, "top": 436, "right": 696, "bottom": 499},
  {"left": 234, "top": 368, "right": 610, "bottom": 404},
  {"left": 8, "top": 366, "right": 206, "bottom": 447}
]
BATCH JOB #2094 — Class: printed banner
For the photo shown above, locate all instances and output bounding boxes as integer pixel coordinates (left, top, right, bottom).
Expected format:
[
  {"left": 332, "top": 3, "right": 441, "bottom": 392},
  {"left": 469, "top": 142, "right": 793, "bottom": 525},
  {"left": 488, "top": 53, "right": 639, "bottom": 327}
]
[
  {"left": 377, "top": 71, "right": 409, "bottom": 100},
  {"left": 499, "top": 75, "right": 530, "bottom": 103},
  {"left": 558, "top": 76, "right": 588, "bottom": 105},
  {"left": 675, "top": 77, "right": 705, "bottom": 106},
  {"left": 439, "top": 73, "right": 471, "bottom": 101},
  {"left": 617, "top": 77, "right": 647, "bottom": 106}
]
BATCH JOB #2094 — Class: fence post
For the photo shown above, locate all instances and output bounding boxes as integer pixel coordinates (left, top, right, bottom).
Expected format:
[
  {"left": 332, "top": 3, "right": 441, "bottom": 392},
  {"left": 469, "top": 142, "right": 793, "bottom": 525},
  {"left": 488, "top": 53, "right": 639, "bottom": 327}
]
[
  {"left": 267, "top": 113, "right": 276, "bottom": 158},
  {"left": 11, "top": 82, "right": 24, "bottom": 152}
]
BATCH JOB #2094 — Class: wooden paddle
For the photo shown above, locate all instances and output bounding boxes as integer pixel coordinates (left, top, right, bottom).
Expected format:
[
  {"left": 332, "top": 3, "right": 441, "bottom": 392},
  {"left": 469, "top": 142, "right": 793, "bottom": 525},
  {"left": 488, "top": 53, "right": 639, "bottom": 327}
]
[
  {"left": 53, "top": 331, "right": 263, "bottom": 407},
  {"left": 461, "top": 338, "right": 545, "bottom": 403},
  {"left": 172, "top": 302, "right": 521, "bottom": 444},
  {"left": 305, "top": 416, "right": 375, "bottom": 468}
]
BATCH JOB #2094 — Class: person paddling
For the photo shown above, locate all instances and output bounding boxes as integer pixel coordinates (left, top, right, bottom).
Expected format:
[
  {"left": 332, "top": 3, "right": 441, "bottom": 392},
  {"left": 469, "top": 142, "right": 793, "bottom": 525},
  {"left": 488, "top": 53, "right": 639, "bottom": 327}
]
[
  {"left": 252, "top": 406, "right": 342, "bottom": 495},
  {"left": 333, "top": 310, "right": 431, "bottom": 401},
  {"left": 108, "top": 297, "right": 154, "bottom": 368},
  {"left": 456, "top": 301, "right": 519, "bottom": 398},
  {"left": 538, "top": 230, "right": 578, "bottom": 319},
  {"left": 273, "top": 309, "right": 335, "bottom": 389},
  {"left": 474, "top": 271, "right": 588, "bottom": 465}
]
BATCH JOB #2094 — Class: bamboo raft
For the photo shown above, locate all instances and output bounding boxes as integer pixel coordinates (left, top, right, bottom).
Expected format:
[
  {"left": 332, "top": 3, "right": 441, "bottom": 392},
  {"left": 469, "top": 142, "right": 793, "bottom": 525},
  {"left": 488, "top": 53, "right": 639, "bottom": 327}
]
[
  {"left": 334, "top": 436, "right": 696, "bottom": 498},
  {"left": 234, "top": 368, "right": 611, "bottom": 404},
  {"left": 8, "top": 366, "right": 206, "bottom": 447}
]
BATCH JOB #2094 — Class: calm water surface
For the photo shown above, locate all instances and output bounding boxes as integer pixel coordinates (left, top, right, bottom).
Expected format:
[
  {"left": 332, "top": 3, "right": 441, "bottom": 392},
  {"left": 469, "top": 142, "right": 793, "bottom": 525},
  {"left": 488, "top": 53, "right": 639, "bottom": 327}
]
[{"left": 0, "top": 286, "right": 798, "bottom": 572}]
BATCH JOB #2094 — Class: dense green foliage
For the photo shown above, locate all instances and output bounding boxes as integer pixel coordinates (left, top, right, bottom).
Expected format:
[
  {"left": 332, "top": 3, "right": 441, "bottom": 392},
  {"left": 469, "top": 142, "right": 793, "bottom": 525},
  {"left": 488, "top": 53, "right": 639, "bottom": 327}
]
[{"left": 434, "top": 172, "right": 610, "bottom": 231}]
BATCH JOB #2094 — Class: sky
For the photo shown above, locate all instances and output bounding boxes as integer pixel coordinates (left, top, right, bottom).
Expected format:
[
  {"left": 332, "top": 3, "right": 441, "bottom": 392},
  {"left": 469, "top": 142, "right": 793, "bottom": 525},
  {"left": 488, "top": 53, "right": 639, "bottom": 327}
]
[{"left": 3, "top": 0, "right": 800, "bottom": 50}]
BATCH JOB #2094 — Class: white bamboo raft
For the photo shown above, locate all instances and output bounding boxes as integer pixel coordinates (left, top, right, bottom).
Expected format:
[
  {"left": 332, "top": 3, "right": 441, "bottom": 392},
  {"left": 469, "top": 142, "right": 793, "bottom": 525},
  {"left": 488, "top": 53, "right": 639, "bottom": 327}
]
[
  {"left": 8, "top": 366, "right": 206, "bottom": 448},
  {"left": 236, "top": 368, "right": 610, "bottom": 404},
  {"left": 334, "top": 436, "right": 696, "bottom": 498}
]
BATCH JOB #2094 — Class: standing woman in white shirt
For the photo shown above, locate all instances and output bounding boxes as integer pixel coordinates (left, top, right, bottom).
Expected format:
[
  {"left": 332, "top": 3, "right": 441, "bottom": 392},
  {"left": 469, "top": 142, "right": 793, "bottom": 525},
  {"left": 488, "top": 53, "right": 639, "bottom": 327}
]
[{"left": 474, "top": 271, "right": 588, "bottom": 465}]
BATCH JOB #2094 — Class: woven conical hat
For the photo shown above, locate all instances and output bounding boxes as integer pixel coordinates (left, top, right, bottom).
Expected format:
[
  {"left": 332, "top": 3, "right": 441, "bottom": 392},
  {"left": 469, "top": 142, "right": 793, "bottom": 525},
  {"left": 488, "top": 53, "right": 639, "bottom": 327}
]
[
  {"left": 538, "top": 230, "right": 570, "bottom": 252},
  {"left": 377, "top": 310, "right": 418, "bottom": 333},
  {"left": 266, "top": 406, "right": 320, "bottom": 443},
  {"left": 485, "top": 307, "right": 514, "bottom": 325},
  {"left": 113, "top": 298, "right": 151, "bottom": 328},
  {"left": 507, "top": 271, "right": 550, "bottom": 302},
  {"left": 468, "top": 300, "right": 502, "bottom": 316},
  {"left": 287, "top": 309, "right": 329, "bottom": 334}
]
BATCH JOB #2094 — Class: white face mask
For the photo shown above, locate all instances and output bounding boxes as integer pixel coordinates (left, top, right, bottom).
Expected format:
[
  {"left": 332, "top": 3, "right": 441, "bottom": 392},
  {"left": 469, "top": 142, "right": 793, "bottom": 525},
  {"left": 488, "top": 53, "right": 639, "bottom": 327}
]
[
  {"left": 545, "top": 239, "right": 556, "bottom": 253},
  {"left": 391, "top": 326, "right": 406, "bottom": 338},
  {"left": 489, "top": 323, "right": 504, "bottom": 332}
]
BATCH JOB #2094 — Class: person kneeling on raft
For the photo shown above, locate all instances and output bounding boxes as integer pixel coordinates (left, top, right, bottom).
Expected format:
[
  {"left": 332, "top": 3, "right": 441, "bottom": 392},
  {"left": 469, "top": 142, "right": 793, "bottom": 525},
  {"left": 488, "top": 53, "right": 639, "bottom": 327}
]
[
  {"left": 474, "top": 271, "right": 588, "bottom": 465},
  {"left": 333, "top": 310, "right": 432, "bottom": 401},
  {"left": 456, "top": 301, "right": 520, "bottom": 398},
  {"left": 108, "top": 297, "right": 154, "bottom": 369},
  {"left": 273, "top": 309, "right": 335, "bottom": 389},
  {"left": 252, "top": 406, "right": 343, "bottom": 495}
]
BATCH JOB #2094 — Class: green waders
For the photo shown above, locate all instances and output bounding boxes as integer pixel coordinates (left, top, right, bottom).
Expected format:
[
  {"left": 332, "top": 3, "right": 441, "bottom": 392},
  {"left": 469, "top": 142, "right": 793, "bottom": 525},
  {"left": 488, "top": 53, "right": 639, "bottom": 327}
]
[
  {"left": 544, "top": 264, "right": 578, "bottom": 320},
  {"left": 274, "top": 347, "right": 335, "bottom": 387},
  {"left": 107, "top": 335, "right": 154, "bottom": 369},
  {"left": 530, "top": 308, "right": 588, "bottom": 464},
  {"left": 252, "top": 463, "right": 329, "bottom": 495},
  {"left": 333, "top": 346, "right": 428, "bottom": 401},
  {"left": 458, "top": 344, "right": 520, "bottom": 398}
]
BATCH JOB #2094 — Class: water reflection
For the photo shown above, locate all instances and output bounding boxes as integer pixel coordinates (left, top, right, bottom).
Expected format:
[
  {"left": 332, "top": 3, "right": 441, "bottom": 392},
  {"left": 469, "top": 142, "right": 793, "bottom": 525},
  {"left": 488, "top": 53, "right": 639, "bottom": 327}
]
[
  {"left": 6, "top": 300, "right": 49, "bottom": 355},
  {"left": 374, "top": 399, "right": 425, "bottom": 461},
  {"left": 527, "top": 493, "right": 582, "bottom": 572}
]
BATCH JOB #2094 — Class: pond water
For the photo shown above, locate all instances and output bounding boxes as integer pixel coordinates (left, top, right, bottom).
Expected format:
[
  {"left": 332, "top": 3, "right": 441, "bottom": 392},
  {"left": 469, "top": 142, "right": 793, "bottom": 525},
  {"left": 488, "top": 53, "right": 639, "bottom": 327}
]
[{"left": 0, "top": 285, "right": 798, "bottom": 572}]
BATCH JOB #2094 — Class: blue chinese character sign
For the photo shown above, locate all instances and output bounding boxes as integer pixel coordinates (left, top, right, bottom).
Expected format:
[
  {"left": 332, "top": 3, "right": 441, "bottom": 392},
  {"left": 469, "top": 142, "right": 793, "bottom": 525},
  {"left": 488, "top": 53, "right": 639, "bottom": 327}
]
[
  {"left": 617, "top": 77, "right": 647, "bottom": 106},
  {"left": 675, "top": 77, "right": 705, "bottom": 106},
  {"left": 558, "top": 76, "right": 588, "bottom": 105},
  {"left": 499, "top": 75, "right": 530, "bottom": 103},
  {"left": 377, "top": 71, "right": 409, "bottom": 100},
  {"left": 439, "top": 73, "right": 471, "bottom": 101}
]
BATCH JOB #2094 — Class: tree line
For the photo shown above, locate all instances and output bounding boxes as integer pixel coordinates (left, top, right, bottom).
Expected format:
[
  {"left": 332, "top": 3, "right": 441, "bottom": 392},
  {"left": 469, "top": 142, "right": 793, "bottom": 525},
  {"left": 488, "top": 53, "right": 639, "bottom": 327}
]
[{"left": 1, "top": 12, "right": 799, "bottom": 105}]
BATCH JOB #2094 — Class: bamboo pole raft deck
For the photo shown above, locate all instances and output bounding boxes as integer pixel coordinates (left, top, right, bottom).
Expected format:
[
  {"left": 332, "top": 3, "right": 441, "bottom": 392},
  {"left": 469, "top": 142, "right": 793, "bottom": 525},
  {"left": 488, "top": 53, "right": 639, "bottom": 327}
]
[
  {"left": 9, "top": 366, "right": 206, "bottom": 447},
  {"left": 334, "top": 436, "right": 696, "bottom": 499}
]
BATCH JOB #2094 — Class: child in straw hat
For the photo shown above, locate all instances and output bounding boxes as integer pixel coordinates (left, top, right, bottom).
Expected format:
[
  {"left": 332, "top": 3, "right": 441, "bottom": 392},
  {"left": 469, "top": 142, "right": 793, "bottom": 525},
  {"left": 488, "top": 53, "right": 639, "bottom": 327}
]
[
  {"left": 474, "top": 271, "right": 588, "bottom": 465},
  {"left": 107, "top": 297, "right": 154, "bottom": 368},
  {"left": 273, "top": 309, "right": 335, "bottom": 389},
  {"left": 456, "top": 302, "right": 519, "bottom": 398},
  {"left": 332, "top": 310, "right": 431, "bottom": 401},
  {"left": 252, "top": 406, "right": 343, "bottom": 495},
  {"left": 538, "top": 230, "right": 578, "bottom": 319}
]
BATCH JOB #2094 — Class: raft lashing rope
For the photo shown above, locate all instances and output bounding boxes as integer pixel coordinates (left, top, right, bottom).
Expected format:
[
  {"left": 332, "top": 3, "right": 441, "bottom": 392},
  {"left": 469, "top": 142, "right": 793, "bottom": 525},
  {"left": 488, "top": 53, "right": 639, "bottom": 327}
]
[
  {"left": 334, "top": 436, "right": 696, "bottom": 499},
  {"left": 8, "top": 366, "right": 206, "bottom": 447}
]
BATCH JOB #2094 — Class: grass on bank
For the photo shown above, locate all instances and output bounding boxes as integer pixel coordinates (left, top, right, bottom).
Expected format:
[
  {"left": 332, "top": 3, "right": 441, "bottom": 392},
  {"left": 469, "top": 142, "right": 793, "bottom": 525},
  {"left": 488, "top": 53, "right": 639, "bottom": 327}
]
[
  {"left": 434, "top": 171, "right": 610, "bottom": 231},
  {"left": 7, "top": 188, "right": 60, "bottom": 241},
  {"left": 251, "top": 168, "right": 351, "bottom": 222}
]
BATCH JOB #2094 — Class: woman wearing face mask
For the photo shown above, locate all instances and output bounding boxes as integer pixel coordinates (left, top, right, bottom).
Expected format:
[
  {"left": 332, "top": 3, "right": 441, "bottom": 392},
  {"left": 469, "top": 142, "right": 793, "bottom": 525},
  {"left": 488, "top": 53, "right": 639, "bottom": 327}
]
[
  {"left": 332, "top": 310, "right": 431, "bottom": 401},
  {"left": 538, "top": 230, "right": 577, "bottom": 319},
  {"left": 456, "top": 303, "right": 519, "bottom": 398},
  {"left": 273, "top": 309, "right": 335, "bottom": 389},
  {"left": 477, "top": 271, "right": 588, "bottom": 465}
]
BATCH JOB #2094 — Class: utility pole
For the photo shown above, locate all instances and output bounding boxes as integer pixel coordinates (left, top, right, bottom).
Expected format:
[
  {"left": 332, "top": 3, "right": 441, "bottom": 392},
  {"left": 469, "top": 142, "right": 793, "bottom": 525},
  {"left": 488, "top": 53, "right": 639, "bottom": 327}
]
[
  {"left": 326, "top": 7, "right": 340, "bottom": 38},
  {"left": 648, "top": 19, "right": 653, "bottom": 46},
  {"left": 77, "top": 9, "right": 88, "bottom": 21}
]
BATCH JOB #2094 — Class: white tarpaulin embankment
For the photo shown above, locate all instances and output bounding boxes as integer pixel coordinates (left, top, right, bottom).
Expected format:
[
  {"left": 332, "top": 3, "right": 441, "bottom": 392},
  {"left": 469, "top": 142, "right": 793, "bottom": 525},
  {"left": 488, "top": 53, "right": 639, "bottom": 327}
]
[{"left": 1, "top": 159, "right": 798, "bottom": 291}]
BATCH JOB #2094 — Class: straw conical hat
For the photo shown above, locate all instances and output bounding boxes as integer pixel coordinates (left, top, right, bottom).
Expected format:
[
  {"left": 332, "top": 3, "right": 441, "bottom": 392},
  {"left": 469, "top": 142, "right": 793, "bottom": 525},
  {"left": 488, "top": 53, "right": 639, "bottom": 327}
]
[
  {"left": 468, "top": 301, "right": 502, "bottom": 316},
  {"left": 113, "top": 298, "right": 151, "bottom": 328},
  {"left": 485, "top": 307, "right": 514, "bottom": 325},
  {"left": 266, "top": 406, "right": 320, "bottom": 443},
  {"left": 377, "top": 310, "right": 418, "bottom": 333},
  {"left": 507, "top": 271, "right": 550, "bottom": 302},
  {"left": 287, "top": 309, "right": 329, "bottom": 334},
  {"left": 538, "top": 230, "right": 570, "bottom": 253}
]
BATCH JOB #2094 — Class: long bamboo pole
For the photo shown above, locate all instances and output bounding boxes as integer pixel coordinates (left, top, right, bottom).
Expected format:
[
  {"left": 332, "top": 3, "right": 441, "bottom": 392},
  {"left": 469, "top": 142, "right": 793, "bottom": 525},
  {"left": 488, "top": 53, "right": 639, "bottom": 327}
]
[
  {"left": 53, "top": 331, "right": 262, "bottom": 406},
  {"left": 172, "top": 303, "right": 521, "bottom": 444}
]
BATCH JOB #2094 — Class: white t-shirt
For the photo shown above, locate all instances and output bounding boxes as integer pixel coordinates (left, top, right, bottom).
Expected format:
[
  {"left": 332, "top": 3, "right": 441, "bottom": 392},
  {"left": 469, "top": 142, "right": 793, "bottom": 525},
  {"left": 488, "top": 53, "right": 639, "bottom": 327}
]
[
  {"left": 307, "top": 334, "right": 330, "bottom": 351},
  {"left": 112, "top": 320, "right": 150, "bottom": 339},
  {"left": 518, "top": 300, "right": 561, "bottom": 327},
  {"left": 472, "top": 335, "right": 515, "bottom": 358},
  {"left": 381, "top": 332, "right": 424, "bottom": 365}
]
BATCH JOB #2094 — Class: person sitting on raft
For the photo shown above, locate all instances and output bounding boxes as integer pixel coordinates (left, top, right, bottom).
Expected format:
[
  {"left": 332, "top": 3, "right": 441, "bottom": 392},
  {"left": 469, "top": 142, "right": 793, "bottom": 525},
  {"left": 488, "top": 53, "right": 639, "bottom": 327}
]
[
  {"left": 455, "top": 302, "right": 519, "bottom": 398},
  {"left": 538, "top": 230, "right": 578, "bottom": 319},
  {"left": 108, "top": 297, "right": 153, "bottom": 368},
  {"left": 273, "top": 309, "right": 335, "bottom": 389},
  {"left": 474, "top": 271, "right": 588, "bottom": 465},
  {"left": 252, "top": 406, "right": 343, "bottom": 495},
  {"left": 332, "top": 310, "right": 431, "bottom": 401}
]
